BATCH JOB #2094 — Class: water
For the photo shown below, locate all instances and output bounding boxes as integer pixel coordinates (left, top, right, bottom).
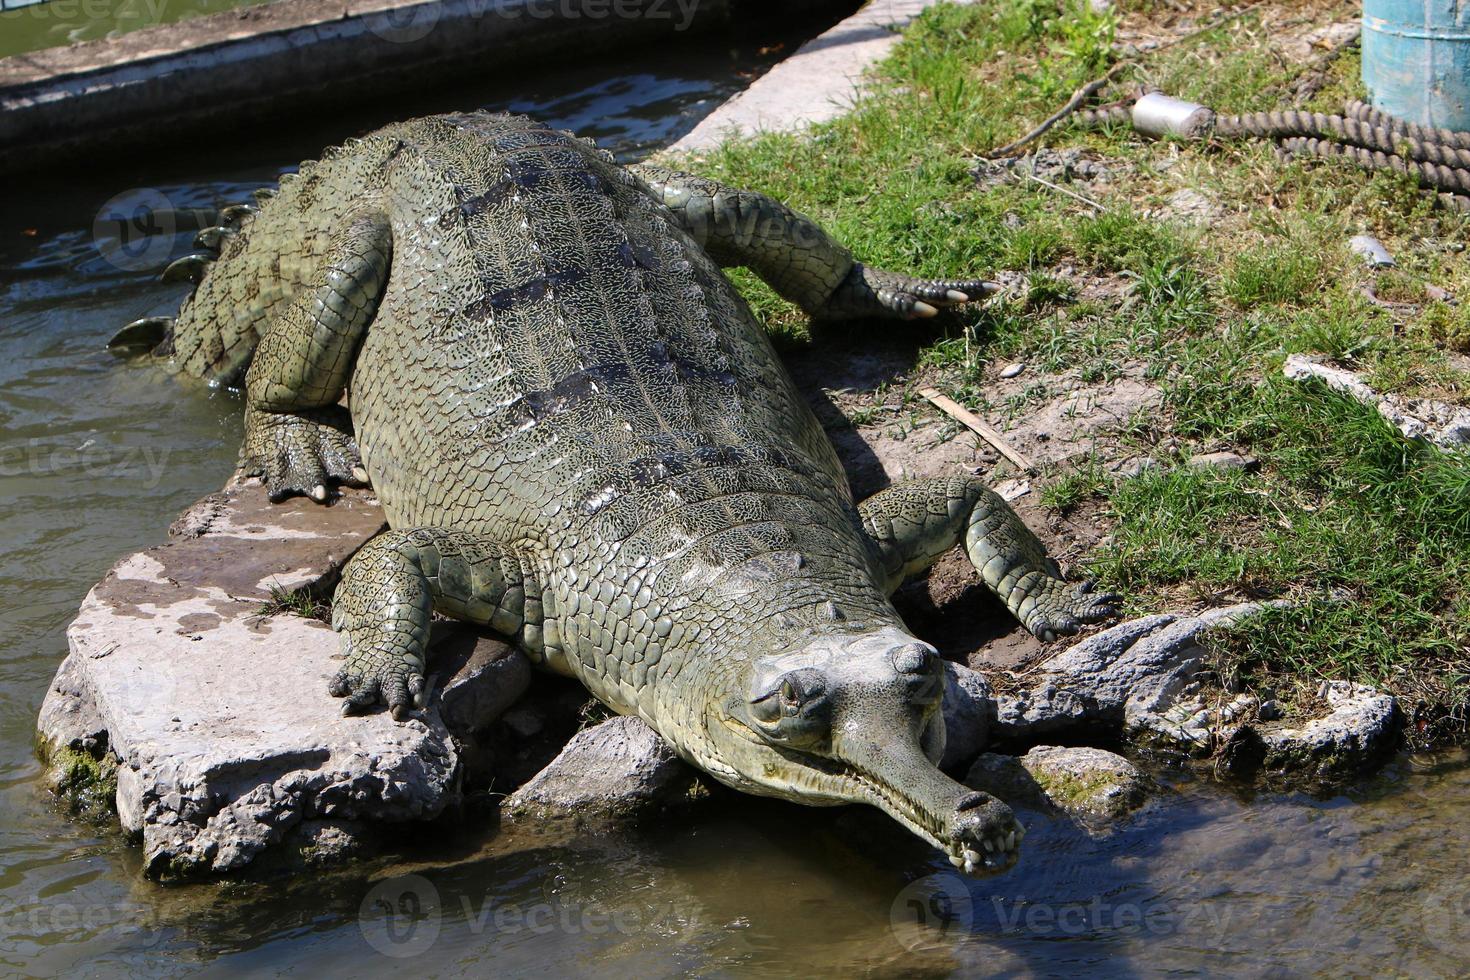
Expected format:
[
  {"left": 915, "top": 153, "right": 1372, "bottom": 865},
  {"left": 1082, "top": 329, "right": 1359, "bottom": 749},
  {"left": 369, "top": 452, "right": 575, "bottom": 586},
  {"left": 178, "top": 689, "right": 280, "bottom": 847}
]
[{"left": 3, "top": 18, "right": 1470, "bottom": 978}]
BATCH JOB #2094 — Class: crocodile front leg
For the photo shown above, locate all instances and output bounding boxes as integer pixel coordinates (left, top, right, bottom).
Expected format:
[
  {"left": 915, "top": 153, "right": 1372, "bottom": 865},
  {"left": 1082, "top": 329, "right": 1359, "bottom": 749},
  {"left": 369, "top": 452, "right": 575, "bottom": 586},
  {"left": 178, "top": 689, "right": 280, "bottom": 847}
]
[
  {"left": 330, "top": 527, "right": 546, "bottom": 720},
  {"left": 240, "top": 212, "right": 391, "bottom": 502},
  {"left": 859, "top": 476, "right": 1120, "bottom": 641},
  {"left": 632, "top": 163, "right": 997, "bottom": 320}
]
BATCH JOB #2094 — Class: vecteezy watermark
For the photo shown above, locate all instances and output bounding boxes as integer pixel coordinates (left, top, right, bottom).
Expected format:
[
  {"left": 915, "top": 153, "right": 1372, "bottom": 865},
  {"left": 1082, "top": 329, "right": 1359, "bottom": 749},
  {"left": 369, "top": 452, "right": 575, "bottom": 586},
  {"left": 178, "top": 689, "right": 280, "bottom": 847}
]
[
  {"left": 91, "top": 187, "right": 223, "bottom": 275},
  {"left": 889, "top": 873, "right": 976, "bottom": 951},
  {"left": 0, "top": 439, "right": 171, "bottom": 488},
  {"left": 358, "top": 873, "right": 702, "bottom": 958},
  {"left": 1418, "top": 880, "right": 1470, "bottom": 954},
  {"left": 986, "top": 893, "right": 1238, "bottom": 941},
  {"left": 0, "top": 895, "right": 167, "bottom": 949},
  {"left": 1, "top": 0, "right": 170, "bottom": 25},
  {"left": 365, "top": 0, "right": 704, "bottom": 45}
]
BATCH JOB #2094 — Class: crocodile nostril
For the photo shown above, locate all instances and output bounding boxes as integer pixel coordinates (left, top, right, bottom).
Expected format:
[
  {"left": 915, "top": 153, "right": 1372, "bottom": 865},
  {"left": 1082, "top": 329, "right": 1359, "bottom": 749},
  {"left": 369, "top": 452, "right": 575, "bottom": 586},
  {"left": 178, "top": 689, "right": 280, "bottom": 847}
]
[{"left": 892, "top": 642, "right": 936, "bottom": 674}]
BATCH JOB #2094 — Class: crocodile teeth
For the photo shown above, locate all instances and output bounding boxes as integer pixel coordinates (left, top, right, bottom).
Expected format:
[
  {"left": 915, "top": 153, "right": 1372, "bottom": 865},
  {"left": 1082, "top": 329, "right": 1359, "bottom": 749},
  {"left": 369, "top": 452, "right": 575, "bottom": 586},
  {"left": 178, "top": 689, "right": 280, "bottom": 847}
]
[
  {"left": 983, "top": 838, "right": 996, "bottom": 853},
  {"left": 1005, "top": 830, "right": 1016, "bottom": 851}
]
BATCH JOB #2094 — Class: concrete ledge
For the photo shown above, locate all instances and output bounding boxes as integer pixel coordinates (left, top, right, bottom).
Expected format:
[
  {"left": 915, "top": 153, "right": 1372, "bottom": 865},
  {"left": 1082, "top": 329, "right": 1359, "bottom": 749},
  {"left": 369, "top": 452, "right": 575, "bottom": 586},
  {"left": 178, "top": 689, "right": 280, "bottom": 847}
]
[
  {"left": 0, "top": 0, "right": 744, "bottom": 173},
  {"left": 665, "top": 0, "right": 975, "bottom": 154}
]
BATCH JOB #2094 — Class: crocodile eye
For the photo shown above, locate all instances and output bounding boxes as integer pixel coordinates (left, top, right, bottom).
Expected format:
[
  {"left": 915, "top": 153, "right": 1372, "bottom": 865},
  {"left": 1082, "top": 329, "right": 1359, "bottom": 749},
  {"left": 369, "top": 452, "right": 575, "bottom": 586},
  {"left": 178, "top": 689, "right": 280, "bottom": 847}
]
[{"left": 748, "top": 668, "right": 829, "bottom": 739}]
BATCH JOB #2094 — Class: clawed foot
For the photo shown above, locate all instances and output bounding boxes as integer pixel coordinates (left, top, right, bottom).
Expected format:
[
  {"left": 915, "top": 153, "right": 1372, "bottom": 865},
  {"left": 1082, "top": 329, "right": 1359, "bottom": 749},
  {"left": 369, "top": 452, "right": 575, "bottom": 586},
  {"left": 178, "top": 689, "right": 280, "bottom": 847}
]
[
  {"left": 240, "top": 405, "right": 369, "bottom": 503},
  {"left": 817, "top": 263, "right": 1000, "bottom": 321},
  {"left": 1025, "top": 579, "right": 1121, "bottom": 642},
  {"left": 328, "top": 633, "right": 428, "bottom": 722}
]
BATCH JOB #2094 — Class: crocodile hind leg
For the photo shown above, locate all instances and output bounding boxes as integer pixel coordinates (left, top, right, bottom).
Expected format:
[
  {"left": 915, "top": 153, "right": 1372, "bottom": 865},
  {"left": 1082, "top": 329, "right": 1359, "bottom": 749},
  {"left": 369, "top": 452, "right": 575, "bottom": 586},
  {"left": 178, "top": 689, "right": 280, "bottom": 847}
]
[
  {"left": 330, "top": 527, "right": 546, "bottom": 720},
  {"left": 859, "top": 476, "right": 1120, "bottom": 641},
  {"left": 631, "top": 163, "right": 998, "bottom": 320},
  {"left": 239, "top": 213, "right": 391, "bottom": 502}
]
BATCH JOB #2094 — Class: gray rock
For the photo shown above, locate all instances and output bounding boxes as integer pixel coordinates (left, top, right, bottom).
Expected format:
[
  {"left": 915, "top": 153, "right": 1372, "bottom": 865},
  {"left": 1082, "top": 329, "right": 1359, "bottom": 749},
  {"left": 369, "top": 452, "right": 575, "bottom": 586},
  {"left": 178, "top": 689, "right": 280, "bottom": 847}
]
[
  {"left": 434, "top": 631, "right": 532, "bottom": 738},
  {"left": 990, "top": 603, "right": 1401, "bottom": 781},
  {"left": 1284, "top": 354, "right": 1470, "bottom": 448},
  {"left": 963, "top": 753, "right": 1053, "bottom": 812},
  {"left": 1018, "top": 746, "right": 1155, "bottom": 831},
  {"left": 939, "top": 662, "right": 995, "bottom": 773},
  {"left": 1156, "top": 188, "right": 1219, "bottom": 227},
  {"left": 1260, "top": 681, "right": 1401, "bottom": 780},
  {"left": 999, "top": 362, "right": 1025, "bottom": 379},
  {"left": 36, "top": 480, "right": 461, "bottom": 878},
  {"left": 1186, "top": 450, "right": 1258, "bottom": 472},
  {"left": 1257, "top": 699, "right": 1284, "bottom": 722},
  {"left": 505, "top": 716, "right": 700, "bottom": 820}
]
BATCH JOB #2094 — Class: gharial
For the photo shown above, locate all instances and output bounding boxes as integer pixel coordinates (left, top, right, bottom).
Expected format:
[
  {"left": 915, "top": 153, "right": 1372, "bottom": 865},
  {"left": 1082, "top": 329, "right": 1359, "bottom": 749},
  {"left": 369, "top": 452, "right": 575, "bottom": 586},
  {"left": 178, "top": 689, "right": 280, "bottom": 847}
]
[{"left": 112, "top": 112, "right": 1120, "bottom": 874}]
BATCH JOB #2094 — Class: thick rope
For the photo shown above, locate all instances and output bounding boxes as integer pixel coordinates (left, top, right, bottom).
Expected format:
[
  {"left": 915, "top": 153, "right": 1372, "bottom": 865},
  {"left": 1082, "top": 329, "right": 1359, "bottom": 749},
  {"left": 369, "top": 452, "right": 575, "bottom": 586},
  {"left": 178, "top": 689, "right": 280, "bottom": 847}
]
[
  {"left": 1276, "top": 136, "right": 1470, "bottom": 197},
  {"left": 1214, "top": 110, "right": 1470, "bottom": 170},
  {"left": 1344, "top": 100, "right": 1470, "bottom": 154}
]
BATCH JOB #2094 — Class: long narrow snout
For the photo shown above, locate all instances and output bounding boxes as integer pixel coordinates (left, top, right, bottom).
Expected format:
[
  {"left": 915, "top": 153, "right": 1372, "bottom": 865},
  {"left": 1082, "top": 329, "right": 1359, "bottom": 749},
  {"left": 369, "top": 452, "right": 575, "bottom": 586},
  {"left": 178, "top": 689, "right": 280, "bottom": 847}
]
[{"left": 839, "top": 726, "right": 1022, "bottom": 873}]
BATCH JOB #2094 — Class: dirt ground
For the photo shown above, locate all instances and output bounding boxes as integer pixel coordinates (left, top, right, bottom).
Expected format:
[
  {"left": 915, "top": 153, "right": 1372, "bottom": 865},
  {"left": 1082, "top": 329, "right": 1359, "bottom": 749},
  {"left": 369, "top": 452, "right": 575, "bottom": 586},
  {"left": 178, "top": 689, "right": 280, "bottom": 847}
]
[{"left": 784, "top": 325, "right": 1151, "bottom": 677}]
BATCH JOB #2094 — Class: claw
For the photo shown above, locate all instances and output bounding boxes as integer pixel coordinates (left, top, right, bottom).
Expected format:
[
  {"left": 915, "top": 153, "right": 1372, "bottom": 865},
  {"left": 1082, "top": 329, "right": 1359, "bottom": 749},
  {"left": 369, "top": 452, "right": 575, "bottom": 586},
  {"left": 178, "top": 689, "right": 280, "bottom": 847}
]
[
  {"left": 108, "top": 316, "right": 171, "bottom": 353},
  {"left": 912, "top": 300, "right": 940, "bottom": 318},
  {"left": 161, "top": 253, "right": 212, "bottom": 285},
  {"left": 194, "top": 225, "right": 235, "bottom": 250},
  {"left": 945, "top": 289, "right": 971, "bottom": 302},
  {"left": 219, "top": 203, "right": 257, "bottom": 226}
]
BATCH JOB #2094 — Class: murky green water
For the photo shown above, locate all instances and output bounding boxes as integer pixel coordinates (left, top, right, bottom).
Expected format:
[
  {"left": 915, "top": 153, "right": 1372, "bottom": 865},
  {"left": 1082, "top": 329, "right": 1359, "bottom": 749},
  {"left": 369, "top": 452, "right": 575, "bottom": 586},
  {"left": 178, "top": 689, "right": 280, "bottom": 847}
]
[
  {"left": 3, "top": 18, "right": 1470, "bottom": 978},
  {"left": 0, "top": 0, "right": 276, "bottom": 59}
]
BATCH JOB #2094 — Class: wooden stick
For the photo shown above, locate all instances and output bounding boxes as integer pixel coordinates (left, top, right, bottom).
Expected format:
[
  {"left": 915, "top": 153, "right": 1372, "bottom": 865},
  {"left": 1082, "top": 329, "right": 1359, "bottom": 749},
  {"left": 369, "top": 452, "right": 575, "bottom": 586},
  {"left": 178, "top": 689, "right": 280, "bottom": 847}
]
[{"left": 919, "top": 388, "right": 1036, "bottom": 473}]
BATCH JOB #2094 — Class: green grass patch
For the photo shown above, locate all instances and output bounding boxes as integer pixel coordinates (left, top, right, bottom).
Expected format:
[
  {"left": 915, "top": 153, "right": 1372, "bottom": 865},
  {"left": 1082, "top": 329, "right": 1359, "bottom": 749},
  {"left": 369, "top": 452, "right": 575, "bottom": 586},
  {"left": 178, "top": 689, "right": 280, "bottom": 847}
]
[{"left": 671, "top": 0, "right": 1470, "bottom": 742}]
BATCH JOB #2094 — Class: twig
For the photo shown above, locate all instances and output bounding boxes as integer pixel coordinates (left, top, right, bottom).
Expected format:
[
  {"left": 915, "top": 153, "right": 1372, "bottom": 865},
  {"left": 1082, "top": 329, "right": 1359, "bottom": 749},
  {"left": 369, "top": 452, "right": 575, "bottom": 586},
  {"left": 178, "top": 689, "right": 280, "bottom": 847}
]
[
  {"left": 1014, "top": 170, "right": 1108, "bottom": 211},
  {"left": 982, "top": 3, "right": 1269, "bottom": 159},
  {"left": 919, "top": 388, "right": 1036, "bottom": 473},
  {"left": 986, "top": 62, "right": 1129, "bottom": 158}
]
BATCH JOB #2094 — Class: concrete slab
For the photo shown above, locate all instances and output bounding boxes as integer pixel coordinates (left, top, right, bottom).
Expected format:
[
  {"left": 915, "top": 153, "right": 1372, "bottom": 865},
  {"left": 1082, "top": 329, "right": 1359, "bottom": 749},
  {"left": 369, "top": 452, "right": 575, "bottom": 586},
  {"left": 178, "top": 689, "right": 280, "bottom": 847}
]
[{"left": 665, "top": 0, "right": 976, "bottom": 154}]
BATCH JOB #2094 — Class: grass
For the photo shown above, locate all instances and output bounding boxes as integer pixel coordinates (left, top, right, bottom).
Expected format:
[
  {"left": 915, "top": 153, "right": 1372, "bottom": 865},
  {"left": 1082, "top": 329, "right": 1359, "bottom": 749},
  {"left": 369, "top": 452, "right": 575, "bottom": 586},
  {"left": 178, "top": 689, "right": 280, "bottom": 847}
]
[
  {"left": 256, "top": 583, "right": 331, "bottom": 623},
  {"left": 670, "top": 0, "right": 1470, "bottom": 745}
]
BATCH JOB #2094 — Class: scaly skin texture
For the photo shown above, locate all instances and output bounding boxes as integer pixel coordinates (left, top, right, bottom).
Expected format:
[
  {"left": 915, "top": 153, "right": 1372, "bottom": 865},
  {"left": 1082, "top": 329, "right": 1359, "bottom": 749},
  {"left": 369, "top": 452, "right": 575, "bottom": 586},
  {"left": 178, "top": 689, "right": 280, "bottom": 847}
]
[{"left": 132, "top": 112, "right": 1119, "bottom": 873}]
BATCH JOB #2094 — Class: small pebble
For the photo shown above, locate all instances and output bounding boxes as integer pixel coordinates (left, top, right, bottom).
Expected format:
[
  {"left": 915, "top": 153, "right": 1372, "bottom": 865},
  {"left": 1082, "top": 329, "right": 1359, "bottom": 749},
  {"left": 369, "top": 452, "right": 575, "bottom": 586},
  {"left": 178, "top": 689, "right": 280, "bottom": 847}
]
[
  {"left": 999, "top": 363, "right": 1025, "bottom": 379},
  {"left": 1258, "top": 699, "right": 1284, "bottom": 722},
  {"left": 1186, "top": 451, "right": 1258, "bottom": 473}
]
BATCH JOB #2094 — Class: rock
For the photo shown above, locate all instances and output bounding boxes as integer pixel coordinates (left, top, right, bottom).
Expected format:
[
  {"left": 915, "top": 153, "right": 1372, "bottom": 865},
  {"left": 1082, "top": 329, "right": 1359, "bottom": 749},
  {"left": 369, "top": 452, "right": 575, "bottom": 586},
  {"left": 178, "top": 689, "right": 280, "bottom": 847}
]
[
  {"left": 501, "top": 706, "right": 545, "bottom": 740},
  {"left": 1284, "top": 354, "right": 1470, "bottom": 448},
  {"left": 1257, "top": 699, "right": 1284, "bottom": 722},
  {"left": 270, "top": 819, "right": 381, "bottom": 870},
  {"left": 974, "top": 148, "right": 1113, "bottom": 189},
  {"left": 1186, "top": 450, "right": 1258, "bottom": 472},
  {"left": 36, "top": 479, "right": 463, "bottom": 878},
  {"left": 1260, "top": 681, "right": 1401, "bottom": 780},
  {"left": 505, "top": 716, "right": 701, "bottom": 821},
  {"left": 999, "top": 362, "right": 1025, "bottom": 379},
  {"left": 939, "top": 662, "right": 994, "bottom": 773},
  {"left": 990, "top": 603, "right": 1402, "bottom": 781},
  {"left": 1155, "top": 188, "right": 1219, "bottom": 227},
  {"left": 1018, "top": 746, "right": 1155, "bottom": 831},
  {"left": 433, "top": 631, "right": 532, "bottom": 738},
  {"left": 963, "top": 753, "right": 1053, "bottom": 812}
]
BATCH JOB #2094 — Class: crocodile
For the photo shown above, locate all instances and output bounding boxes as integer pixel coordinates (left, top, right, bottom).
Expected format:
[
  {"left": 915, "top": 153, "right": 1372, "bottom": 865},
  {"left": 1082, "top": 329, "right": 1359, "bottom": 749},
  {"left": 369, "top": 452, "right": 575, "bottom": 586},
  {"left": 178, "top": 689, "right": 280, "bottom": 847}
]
[{"left": 114, "top": 112, "right": 1119, "bottom": 873}]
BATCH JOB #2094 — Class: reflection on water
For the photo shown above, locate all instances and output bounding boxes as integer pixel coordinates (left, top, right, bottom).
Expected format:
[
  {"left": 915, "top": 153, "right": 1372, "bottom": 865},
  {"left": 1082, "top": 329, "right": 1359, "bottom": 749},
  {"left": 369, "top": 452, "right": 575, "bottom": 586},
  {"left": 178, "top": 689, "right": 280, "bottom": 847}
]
[{"left": 2, "top": 15, "right": 1469, "bottom": 979}]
